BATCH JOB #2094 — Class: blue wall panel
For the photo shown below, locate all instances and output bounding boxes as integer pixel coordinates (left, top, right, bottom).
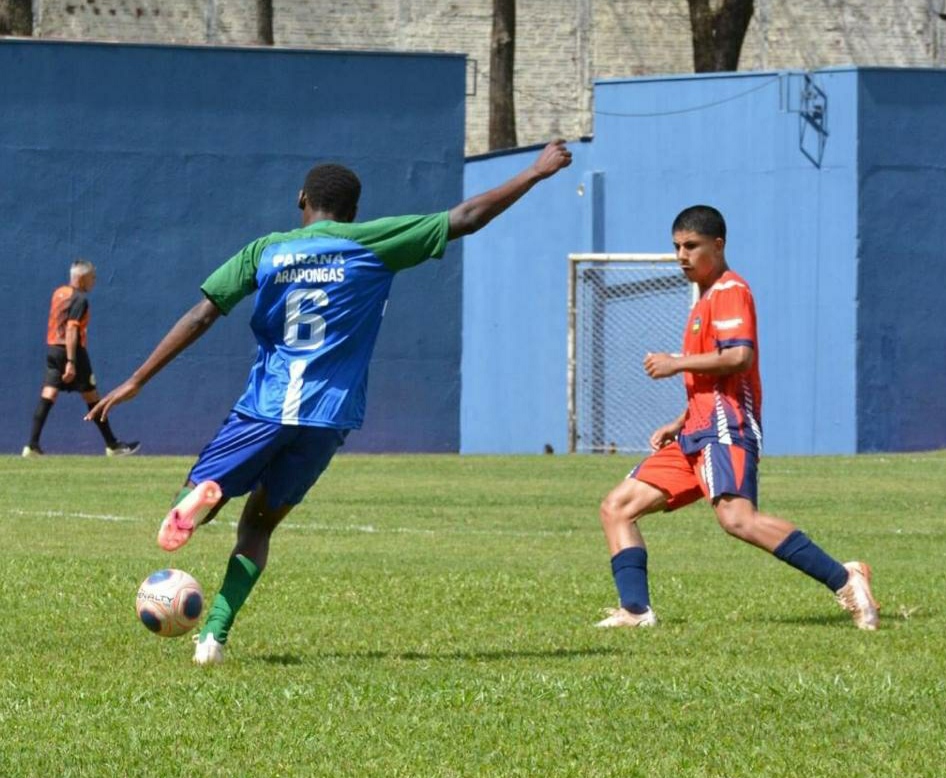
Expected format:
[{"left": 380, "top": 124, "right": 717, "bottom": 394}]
[
  {"left": 464, "top": 71, "right": 867, "bottom": 455},
  {"left": 590, "top": 71, "right": 860, "bottom": 455},
  {"left": 856, "top": 70, "right": 946, "bottom": 451},
  {"left": 461, "top": 142, "right": 591, "bottom": 454},
  {"left": 0, "top": 40, "right": 465, "bottom": 454}
]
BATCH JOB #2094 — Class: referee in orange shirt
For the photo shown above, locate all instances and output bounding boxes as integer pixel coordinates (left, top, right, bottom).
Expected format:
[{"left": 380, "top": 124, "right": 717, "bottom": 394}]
[{"left": 23, "top": 260, "right": 139, "bottom": 457}]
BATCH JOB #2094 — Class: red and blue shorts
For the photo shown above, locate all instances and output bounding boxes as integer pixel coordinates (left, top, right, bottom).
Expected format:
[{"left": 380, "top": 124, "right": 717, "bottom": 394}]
[{"left": 629, "top": 440, "right": 759, "bottom": 509}]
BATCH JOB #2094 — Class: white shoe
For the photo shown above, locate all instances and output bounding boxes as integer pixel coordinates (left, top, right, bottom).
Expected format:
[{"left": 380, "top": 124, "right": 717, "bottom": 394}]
[
  {"left": 105, "top": 440, "right": 140, "bottom": 457},
  {"left": 835, "top": 561, "right": 879, "bottom": 630},
  {"left": 595, "top": 606, "right": 657, "bottom": 628},
  {"left": 193, "top": 632, "right": 225, "bottom": 666}
]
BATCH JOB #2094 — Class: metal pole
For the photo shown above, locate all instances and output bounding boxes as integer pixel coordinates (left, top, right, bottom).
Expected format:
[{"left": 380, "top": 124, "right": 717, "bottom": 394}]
[{"left": 567, "top": 254, "right": 578, "bottom": 453}]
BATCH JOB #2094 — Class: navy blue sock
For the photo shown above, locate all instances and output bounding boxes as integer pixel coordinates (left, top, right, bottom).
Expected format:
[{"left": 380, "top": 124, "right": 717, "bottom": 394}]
[
  {"left": 773, "top": 530, "right": 848, "bottom": 592},
  {"left": 611, "top": 547, "right": 650, "bottom": 614}
]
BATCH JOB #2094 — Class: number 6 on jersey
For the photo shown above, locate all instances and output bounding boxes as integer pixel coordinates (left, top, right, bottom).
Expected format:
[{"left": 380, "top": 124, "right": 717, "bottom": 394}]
[{"left": 283, "top": 288, "right": 328, "bottom": 350}]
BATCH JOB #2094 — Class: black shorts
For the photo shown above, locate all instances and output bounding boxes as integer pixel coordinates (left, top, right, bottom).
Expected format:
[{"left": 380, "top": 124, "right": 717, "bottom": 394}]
[{"left": 44, "top": 345, "right": 97, "bottom": 393}]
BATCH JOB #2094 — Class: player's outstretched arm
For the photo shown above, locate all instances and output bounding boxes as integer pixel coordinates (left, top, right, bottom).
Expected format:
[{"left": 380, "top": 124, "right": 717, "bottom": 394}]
[
  {"left": 447, "top": 139, "right": 572, "bottom": 239},
  {"left": 85, "top": 298, "right": 222, "bottom": 422}
]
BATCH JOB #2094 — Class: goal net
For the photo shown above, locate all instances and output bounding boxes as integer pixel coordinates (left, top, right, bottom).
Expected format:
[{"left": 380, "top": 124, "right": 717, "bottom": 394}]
[{"left": 568, "top": 254, "right": 696, "bottom": 454}]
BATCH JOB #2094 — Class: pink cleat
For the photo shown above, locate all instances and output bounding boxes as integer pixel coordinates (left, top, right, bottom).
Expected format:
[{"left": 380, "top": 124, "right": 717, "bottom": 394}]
[{"left": 157, "top": 481, "right": 222, "bottom": 552}]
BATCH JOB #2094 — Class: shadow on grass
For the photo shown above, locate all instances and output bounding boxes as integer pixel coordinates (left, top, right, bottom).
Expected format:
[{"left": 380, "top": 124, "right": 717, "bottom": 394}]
[
  {"left": 765, "top": 608, "right": 925, "bottom": 627},
  {"left": 764, "top": 613, "right": 864, "bottom": 627},
  {"left": 256, "top": 645, "right": 624, "bottom": 665}
]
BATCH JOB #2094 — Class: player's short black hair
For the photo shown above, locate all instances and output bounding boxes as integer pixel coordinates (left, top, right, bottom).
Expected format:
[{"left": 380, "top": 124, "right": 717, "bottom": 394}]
[
  {"left": 672, "top": 205, "right": 726, "bottom": 240},
  {"left": 302, "top": 163, "right": 362, "bottom": 218}
]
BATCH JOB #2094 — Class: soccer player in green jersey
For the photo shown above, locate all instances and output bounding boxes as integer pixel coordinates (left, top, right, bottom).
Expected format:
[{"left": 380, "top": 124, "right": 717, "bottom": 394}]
[{"left": 89, "top": 140, "right": 572, "bottom": 664}]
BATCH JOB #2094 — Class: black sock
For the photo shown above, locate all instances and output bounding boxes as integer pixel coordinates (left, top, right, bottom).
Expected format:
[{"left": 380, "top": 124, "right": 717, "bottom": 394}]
[
  {"left": 87, "top": 403, "right": 118, "bottom": 447},
  {"left": 29, "top": 398, "right": 54, "bottom": 447}
]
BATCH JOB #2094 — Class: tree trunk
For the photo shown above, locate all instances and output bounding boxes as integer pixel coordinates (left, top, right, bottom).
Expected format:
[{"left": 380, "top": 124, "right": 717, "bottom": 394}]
[
  {"left": 257, "top": 0, "right": 274, "bottom": 46},
  {"left": 489, "top": 0, "right": 517, "bottom": 150},
  {"left": 0, "top": 0, "right": 33, "bottom": 36},
  {"left": 687, "top": 0, "right": 754, "bottom": 72}
]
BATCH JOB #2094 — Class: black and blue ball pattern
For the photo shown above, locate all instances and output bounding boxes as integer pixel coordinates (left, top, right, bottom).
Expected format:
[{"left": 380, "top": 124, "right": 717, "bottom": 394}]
[{"left": 136, "top": 568, "right": 204, "bottom": 638}]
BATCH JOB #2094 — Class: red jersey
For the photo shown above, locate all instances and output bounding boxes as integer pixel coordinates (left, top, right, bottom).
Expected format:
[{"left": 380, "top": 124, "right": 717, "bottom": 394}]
[
  {"left": 46, "top": 285, "right": 90, "bottom": 348},
  {"left": 677, "top": 270, "right": 763, "bottom": 456}
]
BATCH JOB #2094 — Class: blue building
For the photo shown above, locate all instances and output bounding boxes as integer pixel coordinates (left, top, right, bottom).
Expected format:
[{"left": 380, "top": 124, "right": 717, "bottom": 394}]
[
  {"left": 0, "top": 39, "right": 465, "bottom": 454},
  {"left": 463, "top": 68, "right": 946, "bottom": 455},
  {"left": 2, "top": 42, "right": 943, "bottom": 457}
]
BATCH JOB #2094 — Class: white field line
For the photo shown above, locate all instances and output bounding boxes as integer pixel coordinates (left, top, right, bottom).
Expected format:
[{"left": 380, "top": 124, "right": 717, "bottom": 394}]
[{"left": 5, "top": 509, "right": 578, "bottom": 538}]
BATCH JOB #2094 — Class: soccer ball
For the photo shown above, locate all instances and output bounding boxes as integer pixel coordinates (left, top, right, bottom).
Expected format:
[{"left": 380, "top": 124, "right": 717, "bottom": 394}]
[{"left": 135, "top": 569, "right": 204, "bottom": 638}]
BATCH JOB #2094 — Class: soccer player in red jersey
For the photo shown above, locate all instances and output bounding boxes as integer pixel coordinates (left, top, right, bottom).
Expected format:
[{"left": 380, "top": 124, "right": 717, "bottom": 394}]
[
  {"left": 23, "top": 260, "right": 139, "bottom": 458},
  {"left": 596, "top": 206, "right": 878, "bottom": 630}
]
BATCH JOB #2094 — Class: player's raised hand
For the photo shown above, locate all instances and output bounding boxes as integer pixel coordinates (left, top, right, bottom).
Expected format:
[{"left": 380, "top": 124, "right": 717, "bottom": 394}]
[
  {"left": 532, "top": 139, "right": 572, "bottom": 179},
  {"left": 85, "top": 378, "right": 142, "bottom": 422}
]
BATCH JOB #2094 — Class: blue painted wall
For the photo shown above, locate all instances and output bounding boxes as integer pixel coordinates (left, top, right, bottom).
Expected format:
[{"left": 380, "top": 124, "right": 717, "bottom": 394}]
[
  {"left": 461, "top": 141, "right": 592, "bottom": 454},
  {"left": 464, "top": 70, "right": 868, "bottom": 455},
  {"left": 856, "top": 70, "right": 946, "bottom": 452},
  {"left": 590, "top": 70, "right": 861, "bottom": 456},
  {"left": 0, "top": 40, "right": 465, "bottom": 454}
]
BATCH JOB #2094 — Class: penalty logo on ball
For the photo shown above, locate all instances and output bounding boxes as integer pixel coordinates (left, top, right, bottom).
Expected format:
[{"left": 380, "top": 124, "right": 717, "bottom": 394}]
[{"left": 136, "top": 568, "right": 204, "bottom": 638}]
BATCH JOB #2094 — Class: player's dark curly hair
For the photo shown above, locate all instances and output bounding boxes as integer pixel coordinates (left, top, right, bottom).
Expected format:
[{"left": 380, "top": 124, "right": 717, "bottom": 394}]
[
  {"left": 302, "top": 163, "right": 362, "bottom": 220},
  {"left": 672, "top": 205, "right": 726, "bottom": 240}
]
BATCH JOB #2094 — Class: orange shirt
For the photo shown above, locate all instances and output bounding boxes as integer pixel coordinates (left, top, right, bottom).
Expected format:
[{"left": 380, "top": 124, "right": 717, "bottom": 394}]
[
  {"left": 46, "top": 285, "right": 90, "bottom": 348},
  {"left": 678, "top": 270, "right": 763, "bottom": 456}
]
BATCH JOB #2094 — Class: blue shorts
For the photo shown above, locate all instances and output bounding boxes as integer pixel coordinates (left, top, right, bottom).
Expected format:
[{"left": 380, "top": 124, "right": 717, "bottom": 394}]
[
  {"left": 188, "top": 411, "right": 348, "bottom": 509},
  {"left": 630, "top": 440, "right": 759, "bottom": 509}
]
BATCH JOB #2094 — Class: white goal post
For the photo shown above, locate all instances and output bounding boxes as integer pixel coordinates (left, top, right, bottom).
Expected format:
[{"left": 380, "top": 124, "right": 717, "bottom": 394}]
[{"left": 567, "top": 253, "right": 697, "bottom": 454}]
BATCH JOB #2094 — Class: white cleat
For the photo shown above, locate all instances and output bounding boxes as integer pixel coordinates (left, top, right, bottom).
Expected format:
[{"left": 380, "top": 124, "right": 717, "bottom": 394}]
[
  {"left": 105, "top": 440, "right": 141, "bottom": 457},
  {"left": 193, "top": 633, "right": 225, "bottom": 666},
  {"left": 835, "top": 561, "right": 879, "bottom": 630},
  {"left": 595, "top": 606, "right": 657, "bottom": 628}
]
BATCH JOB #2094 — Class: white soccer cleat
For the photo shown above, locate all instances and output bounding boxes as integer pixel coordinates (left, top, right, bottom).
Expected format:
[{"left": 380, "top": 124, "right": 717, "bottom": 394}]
[
  {"left": 835, "top": 561, "right": 879, "bottom": 630},
  {"left": 105, "top": 440, "right": 141, "bottom": 457},
  {"left": 157, "top": 481, "right": 222, "bottom": 552},
  {"left": 595, "top": 606, "right": 657, "bottom": 628},
  {"left": 193, "top": 633, "right": 225, "bottom": 666}
]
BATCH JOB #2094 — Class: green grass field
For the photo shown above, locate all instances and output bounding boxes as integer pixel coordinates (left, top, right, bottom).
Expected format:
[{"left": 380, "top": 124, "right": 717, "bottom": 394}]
[{"left": 1, "top": 451, "right": 944, "bottom": 777}]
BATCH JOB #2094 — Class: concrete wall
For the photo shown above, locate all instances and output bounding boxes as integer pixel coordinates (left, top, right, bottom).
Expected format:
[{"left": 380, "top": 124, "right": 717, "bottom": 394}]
[
  {"left": 0, "top": 39, "right": 465, "bottom": 454},
  {"left": 26, "top": 0, "right": 946, "bottom": 155},
  {"left": 464, "top": 68, "right": 946, "bottom": 456}
]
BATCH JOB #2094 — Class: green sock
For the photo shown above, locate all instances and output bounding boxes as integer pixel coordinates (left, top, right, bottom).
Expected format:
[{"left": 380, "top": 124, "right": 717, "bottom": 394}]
[
  {"left": 171, "top": 487, "right": 191, "bottom": 507},
  {"left": 200, "top": 554, "right": 262, "bottom": 644}
]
